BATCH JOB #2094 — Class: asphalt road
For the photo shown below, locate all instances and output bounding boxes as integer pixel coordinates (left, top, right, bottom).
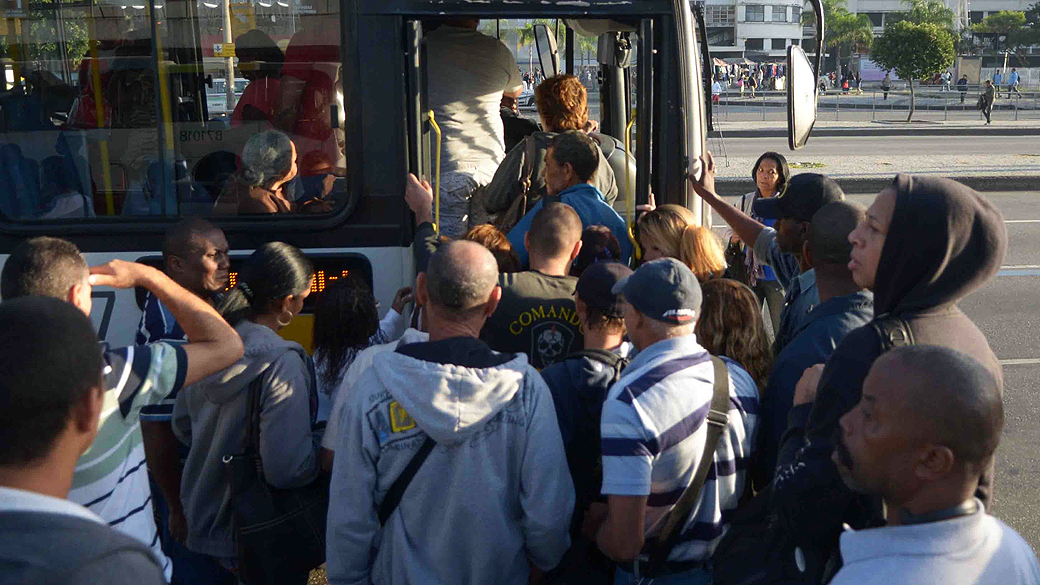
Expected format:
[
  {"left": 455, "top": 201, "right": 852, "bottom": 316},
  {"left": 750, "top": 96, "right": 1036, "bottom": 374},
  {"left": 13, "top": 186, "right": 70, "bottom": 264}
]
[
  {"left": 714, "top": 191, "right": 1040, "bottom": 553},
  {"left": 714, "top": 135, "right": 1040, "bottom": 159}
]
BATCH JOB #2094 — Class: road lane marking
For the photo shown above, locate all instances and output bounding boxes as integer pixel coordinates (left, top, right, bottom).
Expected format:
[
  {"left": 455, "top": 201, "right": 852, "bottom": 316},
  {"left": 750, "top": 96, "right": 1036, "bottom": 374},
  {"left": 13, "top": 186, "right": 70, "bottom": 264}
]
[
  {"left": 1005, "top": 220, "right": 1040, "bottom": 224},
  {"left": 998, "top": 269, "right": 1040, "bottom": 277},
  {"left": 1000, "top": 358, "right": 1040, "bottom": 366}
]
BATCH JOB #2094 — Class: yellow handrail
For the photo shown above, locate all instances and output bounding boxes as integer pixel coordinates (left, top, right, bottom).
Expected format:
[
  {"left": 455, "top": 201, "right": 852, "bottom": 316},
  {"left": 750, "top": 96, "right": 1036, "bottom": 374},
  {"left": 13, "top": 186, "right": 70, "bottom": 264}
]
[
  {"left": 624, "top": 116, "right": 641, "bottom": 262},
  {"left": 426, "top": 110, "right": 442, "bottom": 236},
  {"left": 87, "top": 14, "right": 114, "bottom": 215}
]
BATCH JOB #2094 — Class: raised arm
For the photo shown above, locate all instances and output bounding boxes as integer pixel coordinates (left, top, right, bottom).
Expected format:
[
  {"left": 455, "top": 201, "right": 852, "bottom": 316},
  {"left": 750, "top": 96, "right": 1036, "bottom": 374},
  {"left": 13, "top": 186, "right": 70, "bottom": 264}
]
[
  {"left": 89, "top": 260, "right": 243, "bottom": 386},
  {"left": 688, "top": 151, "right": 768, "bottom": 247}
]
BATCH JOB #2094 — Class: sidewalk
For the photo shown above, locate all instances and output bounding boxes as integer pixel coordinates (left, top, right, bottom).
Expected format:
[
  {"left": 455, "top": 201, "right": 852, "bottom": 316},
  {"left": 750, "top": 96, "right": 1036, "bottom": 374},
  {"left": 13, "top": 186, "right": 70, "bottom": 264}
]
[{"left": 710, "top": 118, "right": 1040, "bottom": 138}]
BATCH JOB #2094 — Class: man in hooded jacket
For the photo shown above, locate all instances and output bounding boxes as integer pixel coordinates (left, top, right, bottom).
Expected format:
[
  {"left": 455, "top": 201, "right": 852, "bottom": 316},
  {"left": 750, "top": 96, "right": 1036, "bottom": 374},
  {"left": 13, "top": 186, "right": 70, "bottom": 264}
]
[
  {"left": 770, "top": 174, "right": 1007, "bottom": 577},
  {"left": 326, "top": 240, "right": 574, "bottom": 585}
]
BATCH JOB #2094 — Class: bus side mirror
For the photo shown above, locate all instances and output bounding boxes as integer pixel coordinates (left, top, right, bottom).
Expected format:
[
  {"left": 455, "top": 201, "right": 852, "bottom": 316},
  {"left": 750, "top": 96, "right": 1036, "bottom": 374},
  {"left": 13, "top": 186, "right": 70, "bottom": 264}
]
[
  {"left": 787, "top": 45, "right": 817, "bottom": 150},
  {"left": 534, "top": 23, "right": 560, "bottom": 79}
]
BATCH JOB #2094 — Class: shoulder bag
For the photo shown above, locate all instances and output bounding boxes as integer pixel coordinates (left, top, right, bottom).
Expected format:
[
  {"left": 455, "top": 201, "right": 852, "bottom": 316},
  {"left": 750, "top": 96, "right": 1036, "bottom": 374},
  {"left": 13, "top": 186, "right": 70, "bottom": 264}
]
[
  {"left": 494, "top": 134, "right": 540, "bottom": 234},
  {"left": 724, "top": 195, "right": 752, "bottom": 285},
  {"left": 640, "top": 357, "right": 731, "bottom": 572},
  {"left": 223, "top": 360, "right": 330, "bottom": 585}
]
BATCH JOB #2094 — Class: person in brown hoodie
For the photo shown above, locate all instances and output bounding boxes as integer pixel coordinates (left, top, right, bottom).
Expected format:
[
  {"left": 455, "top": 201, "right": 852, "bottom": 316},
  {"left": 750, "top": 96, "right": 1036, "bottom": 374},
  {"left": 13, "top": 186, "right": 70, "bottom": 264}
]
[{"left": 770, "top": 174, "right": 1007, "bottom": 579}]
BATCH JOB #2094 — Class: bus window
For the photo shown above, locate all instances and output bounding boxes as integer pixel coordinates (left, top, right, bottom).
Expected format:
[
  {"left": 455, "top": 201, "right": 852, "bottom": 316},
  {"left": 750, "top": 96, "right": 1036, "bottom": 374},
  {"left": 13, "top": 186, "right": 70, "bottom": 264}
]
[{"left": 0, "top": 0, "right": 349, "bottom": 222}]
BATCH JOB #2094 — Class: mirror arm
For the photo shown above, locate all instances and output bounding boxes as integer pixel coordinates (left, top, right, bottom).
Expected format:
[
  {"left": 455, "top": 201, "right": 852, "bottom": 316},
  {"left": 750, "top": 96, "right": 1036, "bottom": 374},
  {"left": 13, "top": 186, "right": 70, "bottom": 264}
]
[
  {"left": 692, "top": 3, "right": 713, "bottom": 132},
  {"left": 811, "top": 0, "right": 825, "bottom": 81}
]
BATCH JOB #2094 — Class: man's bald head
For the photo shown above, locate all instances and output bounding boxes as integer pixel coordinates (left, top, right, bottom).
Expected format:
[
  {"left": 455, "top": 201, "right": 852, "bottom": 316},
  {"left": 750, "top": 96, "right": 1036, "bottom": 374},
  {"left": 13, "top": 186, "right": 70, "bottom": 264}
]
[
  {"left": 425, "top": 240, "right": 500, "bottom": 318},
  {"left": 880, "top": 345, "right": 1004, "bottom": 471},
  {"left": 528, "top": 202, "right": 582, "bottom": 261},
  {"left": 809, "top": 201, "right": 864, "bottom": 272}
]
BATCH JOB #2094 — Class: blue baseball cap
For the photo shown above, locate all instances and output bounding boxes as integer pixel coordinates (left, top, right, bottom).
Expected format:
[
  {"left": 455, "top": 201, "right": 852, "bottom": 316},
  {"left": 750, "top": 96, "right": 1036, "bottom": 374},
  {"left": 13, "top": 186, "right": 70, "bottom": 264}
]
[{"left": 611, "top": 258, "right": 702, "bottom": 324}]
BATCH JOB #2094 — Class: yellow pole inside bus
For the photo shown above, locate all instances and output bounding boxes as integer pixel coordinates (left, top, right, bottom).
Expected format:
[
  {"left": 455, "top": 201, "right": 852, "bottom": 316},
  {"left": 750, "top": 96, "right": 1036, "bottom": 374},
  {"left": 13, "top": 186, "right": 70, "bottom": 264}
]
[
  {"left": 150, "top": 2, "right": 175, "bottom": 155},
  {"left": 87, "top": 13, "right": 115, "bottom": 215}
]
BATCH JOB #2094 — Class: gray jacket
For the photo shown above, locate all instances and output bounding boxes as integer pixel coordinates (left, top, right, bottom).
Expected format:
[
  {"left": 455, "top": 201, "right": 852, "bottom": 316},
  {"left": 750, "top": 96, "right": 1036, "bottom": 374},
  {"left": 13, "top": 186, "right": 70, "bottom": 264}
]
[
  {"left": 172, "top": 320, "right": 320, "bottom": 558},
  {"left": 326, "top": 346, "right": 574, "bottom": 585}
]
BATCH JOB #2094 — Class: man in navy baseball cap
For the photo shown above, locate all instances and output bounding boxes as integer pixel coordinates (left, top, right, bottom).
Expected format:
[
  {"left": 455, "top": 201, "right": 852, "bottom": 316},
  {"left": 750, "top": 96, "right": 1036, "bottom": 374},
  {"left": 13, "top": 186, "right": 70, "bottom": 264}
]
[
  {"left": 590, "top": 256, "right": 761, "bottom": 578},
  {"left": 689, "top": 152, "right": 845, "bottom": 354}
]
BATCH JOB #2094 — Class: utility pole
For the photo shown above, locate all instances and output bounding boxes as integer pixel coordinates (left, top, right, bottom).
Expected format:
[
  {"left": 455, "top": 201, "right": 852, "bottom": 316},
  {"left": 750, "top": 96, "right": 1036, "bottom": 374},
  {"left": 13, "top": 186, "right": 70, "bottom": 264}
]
[{"left": 222, "top": 0, "right": 234, "bottom": 111}]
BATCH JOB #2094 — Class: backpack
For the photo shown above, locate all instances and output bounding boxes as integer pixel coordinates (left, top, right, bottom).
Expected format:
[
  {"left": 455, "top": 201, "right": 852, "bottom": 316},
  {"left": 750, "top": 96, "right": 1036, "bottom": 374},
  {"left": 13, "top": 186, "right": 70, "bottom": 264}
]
[{"left": 713, "top": 317, "right": 914, "bottom": 585}]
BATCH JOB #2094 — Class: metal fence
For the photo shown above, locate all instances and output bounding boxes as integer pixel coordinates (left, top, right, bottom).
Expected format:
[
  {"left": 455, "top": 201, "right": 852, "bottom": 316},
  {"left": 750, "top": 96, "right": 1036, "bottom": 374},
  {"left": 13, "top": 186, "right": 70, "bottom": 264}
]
[{"left": 711, "top": 88, "right": 1040, "bottom": 123}]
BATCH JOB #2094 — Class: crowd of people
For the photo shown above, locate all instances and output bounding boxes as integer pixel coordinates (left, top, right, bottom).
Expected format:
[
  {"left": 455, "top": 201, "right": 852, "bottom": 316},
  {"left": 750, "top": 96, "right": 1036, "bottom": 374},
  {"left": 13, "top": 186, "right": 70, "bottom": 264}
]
[
  {"left": 2, "top": 19, "right": 1040, "bottom": 585},
  {"left": 4, "top": 142, "right": 1040, "bottom": 585}
]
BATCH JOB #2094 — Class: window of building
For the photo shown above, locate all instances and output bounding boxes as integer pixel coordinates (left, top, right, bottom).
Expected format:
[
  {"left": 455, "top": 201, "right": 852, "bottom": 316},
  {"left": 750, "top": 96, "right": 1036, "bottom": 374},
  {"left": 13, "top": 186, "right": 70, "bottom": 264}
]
[
  {"left": 791, "top": 37, "right": 801, "bottom": 46},
  {"left": 771, "top": 5, "right": 788, "bottom": 21},
  {"left": 745, "top": 37, "right": 764, "bottom": 51},
  {"left": 745, "top": 5, "right": 766, "bottom": 22},
  {"left": 772, "top": 38, "right": 787, "bottom": 50},
  {"left": 969, "top": 11, "right": 985, "bottom": 24},
  {"left": 863, "top": 12, "right": 884, "bottom": 27},
  {"left": 791, "top": 5, "right": 801, "bottom": 22},
  {"left": 706, "top": 5, "right": 736, "bottom": 26}
]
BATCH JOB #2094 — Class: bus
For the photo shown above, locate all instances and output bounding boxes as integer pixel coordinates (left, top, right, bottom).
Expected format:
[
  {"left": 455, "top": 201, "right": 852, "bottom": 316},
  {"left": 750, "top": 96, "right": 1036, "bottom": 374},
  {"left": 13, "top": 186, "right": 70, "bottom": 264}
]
[{"left": 0, "top": 0, "right": 823, "bottom": 348}]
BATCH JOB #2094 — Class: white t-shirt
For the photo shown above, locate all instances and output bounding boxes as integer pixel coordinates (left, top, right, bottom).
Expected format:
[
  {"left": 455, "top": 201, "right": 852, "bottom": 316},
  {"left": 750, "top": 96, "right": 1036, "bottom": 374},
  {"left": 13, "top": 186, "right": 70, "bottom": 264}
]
[
  {"left": 831, "top": 502, "right": 1040, "bottom": 585},
  {"left": 425, "top": 25, "right": 523, "bottom": 178}
]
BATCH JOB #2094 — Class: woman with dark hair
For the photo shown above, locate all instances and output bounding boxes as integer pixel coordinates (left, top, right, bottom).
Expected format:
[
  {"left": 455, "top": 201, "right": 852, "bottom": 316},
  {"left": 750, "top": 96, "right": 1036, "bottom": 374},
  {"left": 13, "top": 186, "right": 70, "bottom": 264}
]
[
  {"left": 173, "top": 242, "right": 320, "bottom": 583},
  {"left": 731, "top": 151, "right": 791, "bottom": 335},
  {"left": 569, "top": 224, "right": 621, "bottom": 277},
  {"left": 694, "top": 278, "right": 773, "bottom": 390},
  {"left": 214, "top": 130, "right": 299, "bottom": 214}
]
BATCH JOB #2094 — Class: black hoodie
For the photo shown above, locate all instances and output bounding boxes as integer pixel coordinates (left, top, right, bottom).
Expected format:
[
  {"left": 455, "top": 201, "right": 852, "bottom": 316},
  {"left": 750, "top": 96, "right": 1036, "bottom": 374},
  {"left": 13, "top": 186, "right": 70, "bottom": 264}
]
[{"left": 770, "top": 175, "right": 1007, "bottom": 562}]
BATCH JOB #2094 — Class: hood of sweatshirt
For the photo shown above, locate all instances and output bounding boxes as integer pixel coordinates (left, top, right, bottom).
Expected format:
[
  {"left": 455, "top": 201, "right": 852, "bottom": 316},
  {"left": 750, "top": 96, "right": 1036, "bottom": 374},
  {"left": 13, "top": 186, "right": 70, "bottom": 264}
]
[
  {"left": 190, "top": 320, "right": 307, "bottom": 404},
  {"left": 874, "top": 174, "right": 1007, "bottom": 316},
  {"left": 369, "top": 349, "right": 533, "bottom": 446}
]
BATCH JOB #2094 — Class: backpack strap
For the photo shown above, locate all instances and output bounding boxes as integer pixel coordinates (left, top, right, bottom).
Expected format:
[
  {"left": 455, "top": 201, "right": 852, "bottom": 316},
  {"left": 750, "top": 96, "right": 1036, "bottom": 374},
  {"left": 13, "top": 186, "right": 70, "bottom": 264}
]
[
  {"left": 871, "top": 316, "right": 914, "bottom": 352},
  {"left": 646, "top": 356, "right": 730, "bottom": 568},
  {"left": 378, "top": 435, "right": 436, "bottom": 526}
]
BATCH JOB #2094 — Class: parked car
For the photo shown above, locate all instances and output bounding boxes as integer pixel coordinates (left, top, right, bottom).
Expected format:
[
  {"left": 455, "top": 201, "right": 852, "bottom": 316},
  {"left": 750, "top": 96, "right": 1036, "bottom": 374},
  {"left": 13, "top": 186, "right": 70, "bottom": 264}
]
[{"left": 207, "top": 77, "right": 248, "bottom": 116}]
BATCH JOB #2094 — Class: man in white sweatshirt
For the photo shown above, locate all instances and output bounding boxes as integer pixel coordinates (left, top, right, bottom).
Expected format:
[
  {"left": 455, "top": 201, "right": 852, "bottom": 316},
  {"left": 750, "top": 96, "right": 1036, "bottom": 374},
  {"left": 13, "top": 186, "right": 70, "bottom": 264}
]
[
  {"left": 326, "top": 240, "right": 574, "bottom": 585},
  {"left": 830, "top": 345, "right": 1040, "bottom": 584}
]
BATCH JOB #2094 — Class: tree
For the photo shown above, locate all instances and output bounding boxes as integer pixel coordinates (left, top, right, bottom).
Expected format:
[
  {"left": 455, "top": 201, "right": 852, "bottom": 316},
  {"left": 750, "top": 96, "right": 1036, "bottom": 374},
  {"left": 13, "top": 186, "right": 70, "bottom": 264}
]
[
  {"left": 871, "top": 21, "right": 954, "bottom": 121},
  {"left": 803, "top": 0, "right": 873, "bottom": 72},
  {"left": 973, "top": 11, "right": 1030, "bottom": 56},
  {"left": 892, "top": 0, "right": 955, "bottom": 29}
]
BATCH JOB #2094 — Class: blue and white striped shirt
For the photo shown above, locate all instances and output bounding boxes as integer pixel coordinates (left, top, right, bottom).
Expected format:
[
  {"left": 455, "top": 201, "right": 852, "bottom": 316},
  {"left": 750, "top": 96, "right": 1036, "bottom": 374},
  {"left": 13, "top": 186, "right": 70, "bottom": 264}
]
[{"left": 600, "top": 334, "right": 760, "bottom": 562}]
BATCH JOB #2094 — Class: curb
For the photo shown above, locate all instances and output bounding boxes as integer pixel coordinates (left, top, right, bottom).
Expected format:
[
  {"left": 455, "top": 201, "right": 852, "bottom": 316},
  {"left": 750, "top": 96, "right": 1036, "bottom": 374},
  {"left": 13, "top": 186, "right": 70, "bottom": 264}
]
[{"left": 715, "top": 175, "right": 1038, "bottom": 196}]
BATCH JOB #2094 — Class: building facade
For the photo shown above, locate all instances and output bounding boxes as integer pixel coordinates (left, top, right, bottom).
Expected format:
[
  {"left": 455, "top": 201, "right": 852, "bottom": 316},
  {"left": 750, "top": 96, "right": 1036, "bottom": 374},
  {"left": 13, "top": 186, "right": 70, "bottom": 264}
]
[{"left": 703, "top": 0, "right": 805, "bottom": 59}]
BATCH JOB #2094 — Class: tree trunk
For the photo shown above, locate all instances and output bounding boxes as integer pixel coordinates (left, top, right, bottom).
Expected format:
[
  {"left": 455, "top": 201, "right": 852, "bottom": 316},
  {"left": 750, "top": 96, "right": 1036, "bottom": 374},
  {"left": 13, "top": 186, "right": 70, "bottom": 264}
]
[{"left": 907, "top": 78, "right": 915, "bottom": 123}]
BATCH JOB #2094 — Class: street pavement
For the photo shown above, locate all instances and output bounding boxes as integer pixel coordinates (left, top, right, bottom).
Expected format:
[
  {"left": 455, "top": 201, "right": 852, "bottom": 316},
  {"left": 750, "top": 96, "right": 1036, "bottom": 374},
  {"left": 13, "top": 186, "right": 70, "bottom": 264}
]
[
  {"left": 710, "top": 134, "right": 1040, "bottom": 195},
  {"left": 714, "top": 191, "right": 1040, "bottom": 554}
]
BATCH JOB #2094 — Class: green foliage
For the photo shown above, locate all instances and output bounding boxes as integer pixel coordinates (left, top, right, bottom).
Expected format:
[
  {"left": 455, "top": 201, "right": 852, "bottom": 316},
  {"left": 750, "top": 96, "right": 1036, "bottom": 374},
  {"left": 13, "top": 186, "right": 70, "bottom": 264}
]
[
  {"left": 973, "top": 10, "right": 1031, "bottom": 51},
  {"left": 872, "top": 21, "right": 954, "bottom": 81},
  {"left": 803, "top": 0, "right": 873, "bottom": 53},
  {"left": 891, "top": 0, "right": 955, "bottom": 29}
]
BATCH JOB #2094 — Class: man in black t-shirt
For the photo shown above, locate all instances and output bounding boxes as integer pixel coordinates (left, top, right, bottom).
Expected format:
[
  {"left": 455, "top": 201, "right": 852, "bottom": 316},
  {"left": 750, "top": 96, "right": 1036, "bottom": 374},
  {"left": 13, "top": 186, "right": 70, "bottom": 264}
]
[{"left": 481, "top": 202, "right": 585, "bottom": 369}]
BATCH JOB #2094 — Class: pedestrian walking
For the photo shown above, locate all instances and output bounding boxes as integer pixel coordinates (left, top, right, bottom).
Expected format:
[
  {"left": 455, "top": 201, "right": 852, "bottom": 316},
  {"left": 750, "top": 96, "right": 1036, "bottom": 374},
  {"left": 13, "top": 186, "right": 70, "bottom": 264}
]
[
  {"left": 981, "top": 80, "right": 995, "bottom": 125},
  {"left": 942, "top": 70, "right": 951, "bottom": 91},
  {"left": 748, "top": 73, "right": 758, "bottom": 99},
  {"left": 992, "top": 70, "right": 1003, "bottom": 97},
  {"left": 881, "top": 73, "right": 891, "bottom": 101},
  {"left": 958, "top": 75, "right": 969, "bottom": 104},
  {"left": 1008, "top": 68, "right": 1022, "bottom": 97}
]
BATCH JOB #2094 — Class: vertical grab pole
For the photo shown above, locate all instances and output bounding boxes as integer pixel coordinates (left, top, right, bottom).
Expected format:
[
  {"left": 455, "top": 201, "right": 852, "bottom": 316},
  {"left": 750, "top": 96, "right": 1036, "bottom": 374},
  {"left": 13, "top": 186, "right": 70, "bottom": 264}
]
[
  {"left": 87, "top": 12, "right": 115, "bottom": 215},
  {"left": 426, "top": 110, "right": 441, "bottom": 236},
  {"left": 625, "top": 116, "right": 641, "bottom": 262}
]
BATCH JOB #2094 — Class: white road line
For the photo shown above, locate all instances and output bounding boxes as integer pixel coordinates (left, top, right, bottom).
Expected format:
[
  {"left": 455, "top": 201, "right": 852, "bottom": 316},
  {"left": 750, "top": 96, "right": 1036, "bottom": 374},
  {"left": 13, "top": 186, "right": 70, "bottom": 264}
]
[
  {"left": 1000, "top": 358, "right": 1040, "bottom": 366},
  {"left": 1003, "top": 265, "right": 1040, "bottom": 269},
  {"left": 1005, "top": 220, "right": 1040, "bottom": 224}
]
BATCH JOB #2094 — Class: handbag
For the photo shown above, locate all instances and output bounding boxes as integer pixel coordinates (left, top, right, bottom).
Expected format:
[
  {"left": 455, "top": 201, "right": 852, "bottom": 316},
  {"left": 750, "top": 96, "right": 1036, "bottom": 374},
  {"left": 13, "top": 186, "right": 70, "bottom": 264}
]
[
  {"left": 494, "top": 133, "right": 540, "bottom": 234},
  {"left": 223, "top": 362, "right": 330, "bottom": 585},
  {"left": 724, "top": 195, "right": 752, "bottom": 285},
  {"left": 977, "top": 94, "right": 986, "bottom": 110}
]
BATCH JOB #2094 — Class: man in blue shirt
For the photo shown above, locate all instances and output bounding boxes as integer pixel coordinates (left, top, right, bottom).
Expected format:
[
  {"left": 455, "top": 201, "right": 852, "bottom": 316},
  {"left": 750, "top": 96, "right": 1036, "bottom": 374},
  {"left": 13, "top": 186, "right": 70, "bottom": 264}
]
[
  {"left": 508, "top": 131, "right": 632, "bottom": 266},
  {"left": 754, "top": 201, "right": 873, "bottom": 489},
  {"left": 690, "top": 159, "right": 845, "bottom": 354},
  {"left": 1008, "top": 67, "right": 1021, "bottom": 97}
]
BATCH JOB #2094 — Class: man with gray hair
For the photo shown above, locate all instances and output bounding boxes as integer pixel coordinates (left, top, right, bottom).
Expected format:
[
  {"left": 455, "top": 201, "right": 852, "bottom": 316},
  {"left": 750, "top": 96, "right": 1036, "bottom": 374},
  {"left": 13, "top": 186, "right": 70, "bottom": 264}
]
[
  {"left": 831, "top": 345, "right": 1040, "bottom": 584},
  {"left": 327, "top": 240, "right": 574, "bottom": 585}
]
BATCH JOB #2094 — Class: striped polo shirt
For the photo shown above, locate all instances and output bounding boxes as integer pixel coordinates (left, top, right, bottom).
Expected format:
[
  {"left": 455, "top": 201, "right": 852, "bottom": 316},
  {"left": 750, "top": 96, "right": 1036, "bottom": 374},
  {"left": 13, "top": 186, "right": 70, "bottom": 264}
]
[
  {"left": 67, "top": 342, "right": 187, "bottom": 581},
  {"left": 600, "top": 334, "right": 760, "bottom": 563}
]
